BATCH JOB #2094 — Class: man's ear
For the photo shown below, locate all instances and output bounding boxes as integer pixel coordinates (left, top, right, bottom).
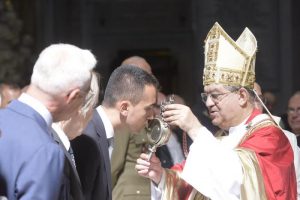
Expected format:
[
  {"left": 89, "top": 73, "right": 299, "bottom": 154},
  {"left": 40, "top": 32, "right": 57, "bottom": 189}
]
[
  {"left": 66, "top": 88, "right": 81, "bottom": 104},
  {"left": 119, "top": 100, "right": 130, "bottom": 116},
  {"left": 238, "top": 88, "right": 248, "bottom": 106}
]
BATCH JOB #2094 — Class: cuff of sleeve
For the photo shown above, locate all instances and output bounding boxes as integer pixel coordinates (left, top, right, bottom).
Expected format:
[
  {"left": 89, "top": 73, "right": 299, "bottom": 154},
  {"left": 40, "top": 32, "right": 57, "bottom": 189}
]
[
  {"left": 151, "top": 169, "right": 166, "bottom": 190},
  {"left": 150, "top": 170, "right": 166, "bottom": 200}
]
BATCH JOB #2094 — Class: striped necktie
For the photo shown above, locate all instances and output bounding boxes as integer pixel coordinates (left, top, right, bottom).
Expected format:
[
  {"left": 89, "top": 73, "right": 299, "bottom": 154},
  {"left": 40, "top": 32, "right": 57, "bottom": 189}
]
[{"left": 68, "top": 146, "right": 76, "bottom": 168}]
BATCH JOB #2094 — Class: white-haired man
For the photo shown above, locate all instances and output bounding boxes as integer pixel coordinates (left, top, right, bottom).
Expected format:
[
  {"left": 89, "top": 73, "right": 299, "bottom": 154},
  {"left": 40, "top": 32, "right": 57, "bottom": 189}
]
[
  {"left": 136, "top": 23, "right": 297, "bottom": 200},
  {"left": 288, "top": 91, "right": 300, "bottom": 146},
  {"left": 0, "top": 43, "right": 97, "bottom": 199}
]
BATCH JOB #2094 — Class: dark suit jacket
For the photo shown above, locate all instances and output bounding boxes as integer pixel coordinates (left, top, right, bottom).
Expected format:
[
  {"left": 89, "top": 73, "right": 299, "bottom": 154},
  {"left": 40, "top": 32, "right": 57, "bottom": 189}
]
[
  {"left": 73, "top": 111, "right": 112, "bottom": 200},
  {"left": 51, "top": 129, "right": 84, "bottom": 200},
  {"left": 0, "top": 100, "right": 65, "bottom": 200},
  {"left": 0, "top": 174, "right": 7, "bottom": 197},
  {"left": 71, "top": 134, "right": 102, "bottom": 200}
]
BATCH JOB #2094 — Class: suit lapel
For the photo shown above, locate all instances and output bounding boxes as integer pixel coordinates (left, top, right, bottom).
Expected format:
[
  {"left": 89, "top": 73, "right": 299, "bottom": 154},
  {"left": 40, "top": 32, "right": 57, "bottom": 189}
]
[
  {"left": 51, "top": 128, "right": 82, "bottom": 187},
  {"left": 92, "top": 112, "right": 112, "bottom": 196}
]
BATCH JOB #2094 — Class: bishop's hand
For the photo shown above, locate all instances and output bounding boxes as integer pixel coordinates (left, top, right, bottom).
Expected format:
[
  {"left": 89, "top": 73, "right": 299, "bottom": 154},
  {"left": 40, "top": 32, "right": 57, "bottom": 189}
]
[{"left": 162, "top": 104, "right": 203, "bottom": 141}]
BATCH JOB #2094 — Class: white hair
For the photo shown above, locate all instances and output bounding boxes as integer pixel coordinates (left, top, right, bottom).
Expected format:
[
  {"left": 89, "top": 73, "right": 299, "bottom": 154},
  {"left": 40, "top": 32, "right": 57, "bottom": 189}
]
[{"left": 31, "top": 43, "right": 97, "bottom": 95}]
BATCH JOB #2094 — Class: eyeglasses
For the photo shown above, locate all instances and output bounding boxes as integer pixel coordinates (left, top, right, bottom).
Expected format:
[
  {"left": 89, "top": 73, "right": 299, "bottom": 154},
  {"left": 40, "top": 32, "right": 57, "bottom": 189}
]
[
  {"left": 201, "top": 92, "right": 233, "bottom": 104},
  {"left": 287, "top": 107, "right": 300, "bottom": 115}
]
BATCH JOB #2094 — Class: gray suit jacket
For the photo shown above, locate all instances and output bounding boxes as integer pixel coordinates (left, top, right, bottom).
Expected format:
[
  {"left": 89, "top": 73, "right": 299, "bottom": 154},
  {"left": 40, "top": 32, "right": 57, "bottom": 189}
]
[
  {"left": 0, "top": 100, "right": 65, "bottom": 200},
  {"left": 74, "top": 110, "right": 112, "bottom": 200}
]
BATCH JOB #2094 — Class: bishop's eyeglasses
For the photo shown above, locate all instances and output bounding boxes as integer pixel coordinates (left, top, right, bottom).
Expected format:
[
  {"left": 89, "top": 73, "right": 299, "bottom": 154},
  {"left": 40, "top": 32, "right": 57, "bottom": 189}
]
[{"left": 201, "top": 92, "right": 234, "bottom": 104}]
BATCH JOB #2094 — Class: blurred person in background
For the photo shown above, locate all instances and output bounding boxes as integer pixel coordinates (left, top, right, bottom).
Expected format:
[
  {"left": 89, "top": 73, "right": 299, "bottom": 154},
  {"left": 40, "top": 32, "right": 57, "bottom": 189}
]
[
  {"left": 287, "top": 91, "right": 300, "bottom": 146},
  {"left": 0, "top": 83, "right": 21, "bottom": 108}
]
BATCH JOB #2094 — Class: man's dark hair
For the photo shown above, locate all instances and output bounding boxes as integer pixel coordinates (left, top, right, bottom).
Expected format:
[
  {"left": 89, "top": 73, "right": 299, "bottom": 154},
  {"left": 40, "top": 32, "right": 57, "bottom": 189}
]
[{"left": 102, "top": 65, "right": 159, "bottom": 107}]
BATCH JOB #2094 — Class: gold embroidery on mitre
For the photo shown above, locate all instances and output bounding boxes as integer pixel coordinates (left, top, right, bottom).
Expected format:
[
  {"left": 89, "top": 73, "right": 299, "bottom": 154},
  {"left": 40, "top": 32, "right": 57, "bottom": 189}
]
[{"left": 203, "top": 22, "right": 257, "bottom": 89}]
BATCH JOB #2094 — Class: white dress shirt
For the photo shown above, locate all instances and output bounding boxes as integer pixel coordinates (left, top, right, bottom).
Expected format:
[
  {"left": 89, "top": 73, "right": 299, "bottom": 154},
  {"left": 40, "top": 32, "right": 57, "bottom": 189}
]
[
  {"left": 19, "top": 93, "right": 53, "bottom": 127},
  {"left": 96, "top": 106, "right": 114, "bottom": 160},
  {"left": 51, "top": 123, "right": 70, "bottom": 150}
]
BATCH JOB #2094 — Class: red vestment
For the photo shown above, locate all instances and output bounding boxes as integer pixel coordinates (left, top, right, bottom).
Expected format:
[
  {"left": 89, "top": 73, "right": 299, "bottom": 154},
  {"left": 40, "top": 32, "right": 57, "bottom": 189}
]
[{"left": 239, "top": 109, "right": 297, "bottom": 200}]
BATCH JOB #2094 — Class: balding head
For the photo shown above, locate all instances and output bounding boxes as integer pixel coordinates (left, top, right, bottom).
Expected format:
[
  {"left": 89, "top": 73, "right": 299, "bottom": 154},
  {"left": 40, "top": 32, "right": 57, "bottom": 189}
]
[{"left": 121, "top": 56, "right": 152, "bottom": 74}]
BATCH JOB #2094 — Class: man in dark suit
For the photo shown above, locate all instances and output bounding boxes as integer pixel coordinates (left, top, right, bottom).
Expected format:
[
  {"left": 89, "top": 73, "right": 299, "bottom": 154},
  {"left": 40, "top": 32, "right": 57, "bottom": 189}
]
[
  {"left": 51, "top": 128, "right": 84, "bottom": 200},
  {"left": 54, "top": 71, "right": 101, "bottom": 200},
  {"left": 73, "top": 65, "right": 159, "bottom": 200},
  {"left": 0, "top": 43, "right": 97, "bottom": 199}
]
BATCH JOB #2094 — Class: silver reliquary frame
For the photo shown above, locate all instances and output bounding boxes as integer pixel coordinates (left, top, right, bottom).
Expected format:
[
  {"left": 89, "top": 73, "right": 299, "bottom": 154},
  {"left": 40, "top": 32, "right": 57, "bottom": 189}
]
[{"left": 146, "top": 95, "right": 174, "bottom": 160}]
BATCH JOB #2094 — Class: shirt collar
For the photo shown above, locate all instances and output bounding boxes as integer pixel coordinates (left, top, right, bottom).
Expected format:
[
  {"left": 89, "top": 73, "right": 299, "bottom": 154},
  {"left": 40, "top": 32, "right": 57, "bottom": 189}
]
[
  {"left": 96, "top": 105, "right": 114, "bottom": 139},
  {"left": 18, "top": 93, "right": 53, "bottom": 127},
  {"left": 228, "top": 117, "right": 248, "bottom": 135},
  {"left": 225, "top": 113, "right": 270, "bottom": 146},
  {"left": 51, "top": 123, "right": 70, "bottom": 150}
]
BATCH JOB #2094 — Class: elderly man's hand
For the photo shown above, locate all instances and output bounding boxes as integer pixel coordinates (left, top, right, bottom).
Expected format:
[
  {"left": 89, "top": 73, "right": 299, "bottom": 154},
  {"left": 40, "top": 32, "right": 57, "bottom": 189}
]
[
  {"left": 162, "top": 104, "right": 202, "bottom": 141},
  {"left": 135, "top": 153, "right": 164, "bottom": 185}
]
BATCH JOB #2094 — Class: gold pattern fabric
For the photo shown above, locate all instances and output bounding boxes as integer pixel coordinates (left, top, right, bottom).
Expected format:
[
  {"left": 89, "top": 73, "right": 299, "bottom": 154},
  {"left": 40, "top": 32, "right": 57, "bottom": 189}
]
[
  {"left": 236, "top": 148, "right": 267, "bottom": 200},
  {"left": 236, "top": 117, "right": 275, "bottom": 200},
  {"left": 163, "top": 169, "right": 209, "bottom": 200},
  {"left": 163, "top": 149, "right": 268, "bottom": 200},
  {"left": 163, "top": 169, "right": 185, "bottom": 200},
  {"left": 203, "top": 22, "right": 257, "bottom": 89}
]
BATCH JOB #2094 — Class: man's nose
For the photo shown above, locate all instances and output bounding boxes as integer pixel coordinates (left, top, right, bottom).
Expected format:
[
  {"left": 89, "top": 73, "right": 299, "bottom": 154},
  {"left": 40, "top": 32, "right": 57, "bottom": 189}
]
[
  {"left": 291, "top": 112, "right": 300, "bottom": 118},
  {"left": 205, "top": 95, "right": 215, "bottom": 107}
]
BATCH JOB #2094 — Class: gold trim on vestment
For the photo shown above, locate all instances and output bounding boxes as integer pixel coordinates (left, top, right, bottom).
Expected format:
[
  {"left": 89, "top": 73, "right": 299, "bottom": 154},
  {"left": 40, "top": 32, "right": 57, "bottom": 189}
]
[
  {"left": 236, "top": 148, "right": 268, "bottom": 200},
  {"left": 235, "top": 118, "right": 276, "bottom": 200},
  {"left": 163, "top": 169, "right": 209, "bottom": 200}
]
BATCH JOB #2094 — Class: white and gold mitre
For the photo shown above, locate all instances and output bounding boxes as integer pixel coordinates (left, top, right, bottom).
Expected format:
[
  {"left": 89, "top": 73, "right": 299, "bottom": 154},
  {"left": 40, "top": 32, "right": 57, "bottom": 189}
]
[{"left": 203, "top": 22, "right": 257, "bottom": 89}]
